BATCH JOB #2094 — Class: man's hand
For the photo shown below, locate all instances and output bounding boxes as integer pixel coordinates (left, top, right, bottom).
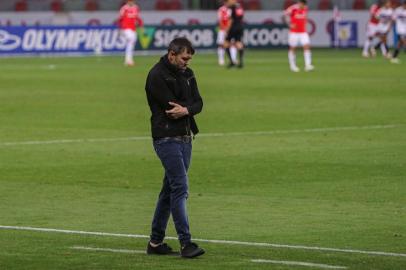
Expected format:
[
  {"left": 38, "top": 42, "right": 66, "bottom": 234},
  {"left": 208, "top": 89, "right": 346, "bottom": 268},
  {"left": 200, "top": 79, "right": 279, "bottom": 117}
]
[{"left": 166, "top": 102, "right": 189, "bottom": 119}]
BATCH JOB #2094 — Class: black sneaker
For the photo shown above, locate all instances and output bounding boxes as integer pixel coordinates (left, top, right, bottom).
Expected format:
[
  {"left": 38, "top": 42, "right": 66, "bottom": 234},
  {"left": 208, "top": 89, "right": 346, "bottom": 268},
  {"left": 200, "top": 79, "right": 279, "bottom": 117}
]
[
  {"left": 146, "top": 242, "right": 178, "bottom": 255},
  {"left": 180, "top": 242, "right": 205, "bottom": 258}
]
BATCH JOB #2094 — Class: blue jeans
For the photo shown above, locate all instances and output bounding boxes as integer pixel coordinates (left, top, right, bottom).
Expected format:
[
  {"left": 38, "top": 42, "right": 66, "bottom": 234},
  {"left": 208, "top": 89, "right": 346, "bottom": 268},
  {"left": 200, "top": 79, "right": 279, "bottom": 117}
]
[{"left": 150, "top": 137, "right": 192, "bottom": 245}]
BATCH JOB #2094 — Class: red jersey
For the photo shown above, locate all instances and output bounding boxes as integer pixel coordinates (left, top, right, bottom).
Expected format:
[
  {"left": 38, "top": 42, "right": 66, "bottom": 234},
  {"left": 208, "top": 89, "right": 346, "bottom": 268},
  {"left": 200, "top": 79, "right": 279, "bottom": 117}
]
[
  {"left": 369, "top": 4, "right": 380, "bottom": 24},
  {"left": 284, "top": 3, "right": 308, "bottom": 33},
  {"left": 119, "top": 3, "right": 143, "bottom": 31},
  {"left": 217, "top": 5, "right": 231, "bottom": 30}
]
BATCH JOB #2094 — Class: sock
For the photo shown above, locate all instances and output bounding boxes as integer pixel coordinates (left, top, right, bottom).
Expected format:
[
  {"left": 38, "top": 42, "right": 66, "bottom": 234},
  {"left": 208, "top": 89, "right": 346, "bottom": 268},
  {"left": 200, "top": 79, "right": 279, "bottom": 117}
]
[
  {"left": 238, "top": 49, "right": 244, "bottom": 66},
  {"left": 393, "top": 48, "right": 400, "bottom": 58},
  {"left": 380, "top": 42, "right": 387, "bottom": 55},
  {"left": 363, "top": 39, "right": 370, "bottom": 54},
  {"left": 304, "top": 50, "right": 312, "bottom": 67},
  {"left": 230, "top": 46, "right": 237, "bottom": 64},
  {"left": 288, "top": 50, "right": 296, "bottom": 68},
  {"left": 217, "top": 47, "right": 224, "bottom": 64},
  {"left": 225, "top": 47, "right": 232, "bottom": 64},
  {"left": 374, "top": 42, "right": 381, "bottom": 50}
]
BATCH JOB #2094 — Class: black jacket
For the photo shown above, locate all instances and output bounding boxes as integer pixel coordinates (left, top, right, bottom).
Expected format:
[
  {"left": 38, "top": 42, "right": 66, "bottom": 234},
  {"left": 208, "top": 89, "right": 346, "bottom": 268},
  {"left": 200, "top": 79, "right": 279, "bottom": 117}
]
[{"left": 145, "top": 55, "right": 203, "bottom": 139}]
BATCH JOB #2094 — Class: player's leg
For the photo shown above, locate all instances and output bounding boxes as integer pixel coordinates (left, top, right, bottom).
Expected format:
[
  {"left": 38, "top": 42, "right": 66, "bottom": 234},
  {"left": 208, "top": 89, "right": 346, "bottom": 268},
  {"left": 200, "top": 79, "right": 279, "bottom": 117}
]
[
  {"left": 217, "top": 30, "right": 226, "bottom": 66},
  {"left": 363, "top": 24, "right": 373, "bottom": 57},
  {"left": 236, "top": 41, "right": 244, "bottom": 68},
  {"left": 302, "top": 33, "right": 314, "bottom": 71},
  {"left": 230, "top": 42, "right": 238, "bottom": 65},
  {"left": 391, "top": 35, "right": 405, "bottom": 63},
  {"left": 380, "top": 34, "right": 390, "bottom": 58},
  {"left": 363, "top": 37, "right": 372, "bottom": 57},
  {"left": 224, "top": 34, "right": 235, "bottom": 67},
  {"left": 370, "top": 35, "right": 377, "bottom": 57},
  {"left": 288, "top": 33, "right": 299, "bottom": 72},
  {"left": 363, "top": 24, "right": 378, "bottom": 57},
  {"left": 124, "top": 29, "right": 136, "bottom": 66},
  {"left": 235, "top": 29, "right": 244, "bottom": 68}
]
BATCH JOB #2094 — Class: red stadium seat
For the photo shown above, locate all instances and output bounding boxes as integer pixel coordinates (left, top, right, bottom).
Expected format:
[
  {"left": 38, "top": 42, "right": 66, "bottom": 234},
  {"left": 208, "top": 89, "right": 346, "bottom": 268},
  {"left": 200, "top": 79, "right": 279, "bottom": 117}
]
[
  {"left": 352, "top": 0, "right": 366, "bottom": 10},
  {"left": 14, "top": 0, "right": 28, "bottom": 12},
  {"left": 168, "top": 0, "right": 182, "bottom": 10},
  {"left": 284, "top": 0, "right": 296, "bottom": 9},
  {"left": 318, "top": 0, "right": 331, "bottom": 10},
  {"left": 50, "top": 0, "right": 63, "bottom": 12},
  {"left": 85, "top": 0, "right": 99, "bottom": 11},
  {"left": 245, "top": 0, "right": 261, "bottom": 10},
  {"left": 155, "top": 0, "right": 168, "bottom": 10},
  {"left": 392, "top": 0, "right": 401, "bottom": 7}
]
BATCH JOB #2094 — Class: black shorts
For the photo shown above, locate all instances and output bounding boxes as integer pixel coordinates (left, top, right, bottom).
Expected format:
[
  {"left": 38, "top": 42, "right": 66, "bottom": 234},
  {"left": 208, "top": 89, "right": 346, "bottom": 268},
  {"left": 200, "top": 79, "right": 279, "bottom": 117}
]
[{"left": 226, "top": 28, "right": 243, "bottom": 42}]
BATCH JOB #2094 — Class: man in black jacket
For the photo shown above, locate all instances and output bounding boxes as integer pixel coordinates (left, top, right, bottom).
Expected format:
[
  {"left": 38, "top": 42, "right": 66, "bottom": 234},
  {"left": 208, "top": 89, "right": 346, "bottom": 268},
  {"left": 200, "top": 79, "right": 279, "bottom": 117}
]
[{"left": 145, "top": 37, "right": 204, "bottom": 258}]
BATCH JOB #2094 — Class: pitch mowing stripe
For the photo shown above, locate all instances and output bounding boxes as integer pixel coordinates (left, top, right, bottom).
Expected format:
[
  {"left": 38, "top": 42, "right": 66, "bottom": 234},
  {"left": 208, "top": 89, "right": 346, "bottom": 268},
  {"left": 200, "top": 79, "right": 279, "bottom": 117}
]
[
  {"left": 251, "top": 259, "right": 347, "bottom": 269},
  {"left": 1, "top": 225, "right": 406, "bottom": 258},
  {"left": 0, "top": 124, "right": 403, "bottom": 147},
  {"left": 71, "top": 246, "right": 145, "bottom": 254}
]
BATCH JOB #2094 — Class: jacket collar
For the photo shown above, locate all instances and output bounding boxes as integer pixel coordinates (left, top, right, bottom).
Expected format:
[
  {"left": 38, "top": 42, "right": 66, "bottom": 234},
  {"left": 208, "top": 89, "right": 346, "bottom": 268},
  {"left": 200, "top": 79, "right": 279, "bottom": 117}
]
[{"left": 160, "top": 54, "right": 192, "bottom": 76}]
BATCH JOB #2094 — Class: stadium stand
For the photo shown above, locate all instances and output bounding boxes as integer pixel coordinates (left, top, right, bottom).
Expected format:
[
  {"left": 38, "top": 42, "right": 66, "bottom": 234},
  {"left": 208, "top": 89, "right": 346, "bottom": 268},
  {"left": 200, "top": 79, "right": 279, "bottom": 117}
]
[
  {"left": 168, "top": 0, "right": 182, "bottom": 10},
  {"left": 392, "top": 0, "right": 401, "bottom": 7},
  {"left": 3, "top": 0, "right": 373, "bottom": 11},
  {"left": 243, "top": 0, "right": 262, "bottom": 10},
  {"left": 85, "top": 0, "right": 99, "bottom": 11},
  {"left": 283, "top": 0, "right": 296, "bottom": 10},
  {"left": 352, "top": 0, "right": 366, "bottom": 10},
  {"left": 50, "top": 0, "right": 64, "bottom": 12},
  {"left": 318, "top": 0, "right": 331, "bottom": 10},
  {"left": 155, "top": 0, "right": 182, "bottom": 10},
  {"left": 14, "top": 0, "right": 28, "bottom": 11}
]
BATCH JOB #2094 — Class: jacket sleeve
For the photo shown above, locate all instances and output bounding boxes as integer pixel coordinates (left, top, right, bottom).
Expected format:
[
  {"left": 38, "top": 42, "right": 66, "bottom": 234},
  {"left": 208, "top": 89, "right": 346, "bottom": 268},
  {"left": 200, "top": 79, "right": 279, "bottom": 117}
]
[
  {"left": 146, "top": 71, "right": 177, "bottom": 111},
  {"left": 186, "top": 76, "right": 203, "bottom": 116}
]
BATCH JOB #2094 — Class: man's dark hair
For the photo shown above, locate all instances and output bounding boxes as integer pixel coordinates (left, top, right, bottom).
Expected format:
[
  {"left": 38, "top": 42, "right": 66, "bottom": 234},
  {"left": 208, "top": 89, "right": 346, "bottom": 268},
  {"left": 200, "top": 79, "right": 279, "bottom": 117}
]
[
  {"left": 168, "top": 37, "right": 195, "bottom": 55},
  {"left": 298, "top": 0, "right": 307, "bottom": 4}
]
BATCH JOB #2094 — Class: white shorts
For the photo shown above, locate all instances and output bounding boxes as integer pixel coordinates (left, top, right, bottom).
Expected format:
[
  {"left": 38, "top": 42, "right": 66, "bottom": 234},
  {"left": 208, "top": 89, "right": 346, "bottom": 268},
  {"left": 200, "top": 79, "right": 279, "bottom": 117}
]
[
  {"left": 376, "top": 23, "right": 391, "bottom": 34},
  {"left": 217, "top": 29, "right": 226, "bottom": 45},
  {"left": 288, "top": 32, "right": 310, "bottom": 47},
  {"left": 366, "top": 23, "right": 378, "bottom": 37},
  {"left": 123, "top": 29, "right": 136, "bottom": 44},
  {"left": 396, "top": 25, "right": 406, "bottom": 36}
]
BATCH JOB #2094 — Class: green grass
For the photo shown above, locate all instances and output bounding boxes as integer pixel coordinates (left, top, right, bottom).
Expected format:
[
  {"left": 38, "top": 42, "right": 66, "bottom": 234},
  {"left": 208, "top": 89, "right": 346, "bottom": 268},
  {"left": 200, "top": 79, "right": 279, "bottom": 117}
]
[{"left": 0, "top": 49, "right": 405, "bottom": 269}]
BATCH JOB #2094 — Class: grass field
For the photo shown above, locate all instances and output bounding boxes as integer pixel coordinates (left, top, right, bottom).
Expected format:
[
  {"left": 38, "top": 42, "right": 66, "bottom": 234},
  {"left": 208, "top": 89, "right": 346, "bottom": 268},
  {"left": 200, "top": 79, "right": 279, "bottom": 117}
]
[{"left": 0, "top": 49, "right": 405, "bottom": 270}]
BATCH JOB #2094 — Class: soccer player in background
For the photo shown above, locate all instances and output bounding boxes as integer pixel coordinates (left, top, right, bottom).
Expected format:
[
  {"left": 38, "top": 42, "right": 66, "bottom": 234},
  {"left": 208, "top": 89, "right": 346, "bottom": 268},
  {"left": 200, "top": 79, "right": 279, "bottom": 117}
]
[
  {"left": 362, "top": 1, "right": 381, "bottom": 58},
  {"left": 374, "top": 0, "right": 394, "bottom": 58},
  {"left": 391, "top": 0, "right": 406, "bottom": 63},
  {"left": 284, "top": 0, "right": 314, "bottom": 72},
  {"left": 118, "top": 0, "right": 143, "bottom": 66},
  {"left": 217, "top": 1, "right": 231, "bottom": 66},
  {"left": 224, "top": 0, "right": 245, "bottom": 68}
]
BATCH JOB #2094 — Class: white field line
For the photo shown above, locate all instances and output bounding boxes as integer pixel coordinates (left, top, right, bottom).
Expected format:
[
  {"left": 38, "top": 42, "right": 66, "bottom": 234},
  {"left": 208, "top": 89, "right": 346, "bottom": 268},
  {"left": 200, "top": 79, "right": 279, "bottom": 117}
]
[
  {"left": 71, "top": 246, "right": 145, "bottom": 254},
  {"left": 1, "top": 225, "right": 406, "bottom": 258},
  {"left": 0, "top": 124, "right": 403, "bottom": 147},
  {"left": 252, "top": 259, "right": 347, "bottom": 269}
]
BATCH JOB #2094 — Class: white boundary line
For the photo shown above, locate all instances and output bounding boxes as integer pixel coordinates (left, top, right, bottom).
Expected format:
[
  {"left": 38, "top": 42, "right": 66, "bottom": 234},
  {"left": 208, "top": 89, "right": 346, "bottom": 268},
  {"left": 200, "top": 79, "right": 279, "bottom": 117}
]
[
  {"left": 1, "top": 225, "right": 405, "bottom": 258},
  {"left": 71, "top": 246, "right": 145, "bottom": 254},
  {"left": 252, "top": 259, "right": 347, "bottom": 269},
  {"left": 0, "top": 124, "right": 403, "bottom": 147}
]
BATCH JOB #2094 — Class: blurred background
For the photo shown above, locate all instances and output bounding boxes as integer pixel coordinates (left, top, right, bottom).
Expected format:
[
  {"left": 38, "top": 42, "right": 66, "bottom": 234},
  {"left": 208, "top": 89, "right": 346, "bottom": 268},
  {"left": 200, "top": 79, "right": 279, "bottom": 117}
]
[{"left": 0, "top": 0, "right": 398, "bottom": 12}]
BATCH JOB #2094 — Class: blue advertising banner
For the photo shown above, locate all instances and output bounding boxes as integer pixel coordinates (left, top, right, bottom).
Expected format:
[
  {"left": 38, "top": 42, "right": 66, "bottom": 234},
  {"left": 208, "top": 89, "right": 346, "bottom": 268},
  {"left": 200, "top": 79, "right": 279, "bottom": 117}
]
[
  {"left": 331, "top": 21, "right": 358, "bottom": 48},
  {"left": 0, "top": 26, "right": 125, "bottom": 55},
  {"left": 0, "top": 24, "right": 288, "bottom": 56}
]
